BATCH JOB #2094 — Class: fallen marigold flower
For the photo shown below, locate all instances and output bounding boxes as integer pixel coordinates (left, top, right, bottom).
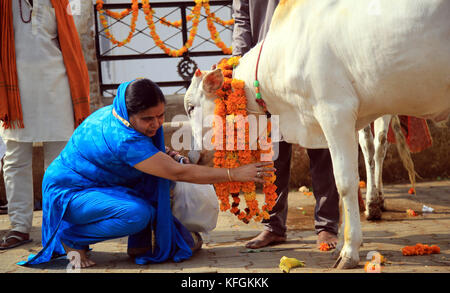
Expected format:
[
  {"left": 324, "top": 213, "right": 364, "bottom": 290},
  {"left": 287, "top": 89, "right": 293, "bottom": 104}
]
[
  {"left": 319, "top": 242, "right": 331, "bottom": 251},
  {"left": 370, "top": 253, "right": 386, "bottom": 264},
  {"left": 402, "top": 243, "right": 440, "bottom": 256},
  {"left": 406, "top": 209, "right": 417, "bottom": 216},
  {"left": 408, "top": 188, "right": 415, "bottom": 194},
  {"left": 364, "top": 261, "right": 382, "bottom": 272}
]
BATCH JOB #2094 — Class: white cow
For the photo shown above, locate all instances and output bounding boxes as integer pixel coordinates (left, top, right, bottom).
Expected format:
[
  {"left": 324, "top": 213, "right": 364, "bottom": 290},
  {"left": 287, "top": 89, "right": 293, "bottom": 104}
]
[{"left": 184, "top": 0, "right": 450, "bottom": 269}]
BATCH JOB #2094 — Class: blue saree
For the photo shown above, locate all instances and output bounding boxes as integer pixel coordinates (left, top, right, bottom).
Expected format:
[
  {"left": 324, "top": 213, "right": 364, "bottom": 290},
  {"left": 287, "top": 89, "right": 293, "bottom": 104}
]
[{"left": 20, "top": 80, "right": 193, "bottom": 266}]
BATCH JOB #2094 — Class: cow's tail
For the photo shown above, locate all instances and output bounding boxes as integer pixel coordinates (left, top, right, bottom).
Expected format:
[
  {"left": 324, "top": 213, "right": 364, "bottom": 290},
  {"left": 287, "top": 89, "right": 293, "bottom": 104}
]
[{"left": 391, "top": 115, "right": 422, "bottom": 191}]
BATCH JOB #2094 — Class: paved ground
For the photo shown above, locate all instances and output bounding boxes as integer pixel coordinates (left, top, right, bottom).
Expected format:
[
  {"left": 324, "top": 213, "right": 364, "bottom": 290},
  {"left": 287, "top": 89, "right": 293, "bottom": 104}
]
[{"left": 0, "top": 180, "right": 449, "bottom": 273}]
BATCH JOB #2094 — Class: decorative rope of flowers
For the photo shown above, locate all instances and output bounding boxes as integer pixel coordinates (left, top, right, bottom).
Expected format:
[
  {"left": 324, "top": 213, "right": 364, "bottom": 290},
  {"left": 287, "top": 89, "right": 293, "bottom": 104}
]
[
  {"left": 97, "top": 0, "right": 139, "bottom": 47},
  {"left": 212, "top": 57, "right": 277, "bottom": 224},
  {"left": 96, "top": 0, "right": 233, "bottom": 56}
]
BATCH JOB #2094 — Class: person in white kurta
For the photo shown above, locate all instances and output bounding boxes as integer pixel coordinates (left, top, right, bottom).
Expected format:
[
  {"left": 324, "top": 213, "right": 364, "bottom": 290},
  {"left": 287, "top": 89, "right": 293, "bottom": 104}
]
[{"left": 0, "top": 0, "right": 75, "bottom": 249}]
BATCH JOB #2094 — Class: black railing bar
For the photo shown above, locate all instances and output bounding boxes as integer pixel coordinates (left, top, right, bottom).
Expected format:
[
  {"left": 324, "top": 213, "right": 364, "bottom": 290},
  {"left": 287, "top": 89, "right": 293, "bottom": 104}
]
[
  {"left": 98, "top": 4, "right": 229, "bottom": 30},
  {"left": 94, "top": 6, "right": 104, "bottom": 85},
  {"left": 97, "top": 7, "right": 181, "bottom": 38},
  {"left": 99, "top": 14, "right": 156, "bottom": 42},
  {"left": 101, "top": 80, "right": 190, "bottom": 91},
  {"left": 98, "top": 50, "right": 228, "bottom": 62},
  {"left": 99, "top": 11, "right": 189, "bottom": 56},
  {"left": 96, "top": 2, "right": 232, "bottom": 35},
  {"left": 180, "top": 3, "right": 189, "bottom": 45},
  {"left": 100, "top": 28, "right": 181, "bottom": 56},
  {"left": 141, "top": 29, "right": 187, "bottom": 54},
  {"left": 98, "top": 33, "right": 144, "bottom": 56},
  {"left": 182, "top": 6, "right": 233, "bottom": 37},
  {"left": 96, "top": 1, "right": 232, "bottom": 10},
  {"left": 189, "top": 32, "right": 219, "bottom": 49},
  {"left": 189, "top": 25, "right": 231, "bottom": 51},
  {"left": 189, "top": 3, "right": 233, "bottom": 29},
  {"left": 139, "top": 18, "right": 230, "bottom": 55},
  {"left": 96, "top": 5, "right": 231, "bottom": 47},
  {"left": 174, "top": 87, "right": 187, "bottom": 95},
  {"left": 96, "top": 10, "right": 134, "bottom": 34},
  {"left": 96, "top": 13, "right": 145, "bottom": 56},
  {"left": 154, "top": 6, "right": 181, "bottom": 22},
  {"left": 126, "top": 9, "right": 187, "bottom": 55},
  {"left": 98, "top": 23, "right": 176, "bottom": 56}
]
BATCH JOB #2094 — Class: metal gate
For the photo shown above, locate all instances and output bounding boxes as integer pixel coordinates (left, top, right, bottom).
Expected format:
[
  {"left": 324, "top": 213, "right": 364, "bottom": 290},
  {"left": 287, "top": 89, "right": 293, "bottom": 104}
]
[{"left": 94, "top": 0, "right": 233, "bottom": 98}]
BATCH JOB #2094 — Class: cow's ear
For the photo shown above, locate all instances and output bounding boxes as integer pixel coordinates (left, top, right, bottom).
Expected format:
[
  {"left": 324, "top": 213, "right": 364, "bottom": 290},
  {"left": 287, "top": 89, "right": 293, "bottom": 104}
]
[{"left": 202, "top": 68, "right": 223, "bottom": 95}]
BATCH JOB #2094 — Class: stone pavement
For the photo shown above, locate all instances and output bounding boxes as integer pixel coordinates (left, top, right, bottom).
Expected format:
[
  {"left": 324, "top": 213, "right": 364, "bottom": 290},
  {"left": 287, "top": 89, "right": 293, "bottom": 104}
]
[{"left": 0, "top": 181, "right": 449, "bottom": 273}]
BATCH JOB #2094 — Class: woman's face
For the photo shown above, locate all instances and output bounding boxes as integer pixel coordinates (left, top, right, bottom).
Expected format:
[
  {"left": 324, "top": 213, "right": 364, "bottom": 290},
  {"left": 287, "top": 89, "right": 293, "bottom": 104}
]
[{"left": 129, "top": 102, "right": 165, "bottom": 137}]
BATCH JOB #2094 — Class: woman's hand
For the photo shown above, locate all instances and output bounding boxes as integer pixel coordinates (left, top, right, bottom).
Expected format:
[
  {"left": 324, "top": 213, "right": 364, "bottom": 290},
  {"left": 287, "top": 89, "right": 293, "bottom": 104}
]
[{"left": 230, "top": 162, "right": 276, "bottom": 184}]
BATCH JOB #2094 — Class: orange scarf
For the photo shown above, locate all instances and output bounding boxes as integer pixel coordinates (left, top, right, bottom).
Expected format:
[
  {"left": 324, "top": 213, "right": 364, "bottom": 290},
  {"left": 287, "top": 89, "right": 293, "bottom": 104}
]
[{"left": 0, "top": 0, "right": 90, "bottom": 129}]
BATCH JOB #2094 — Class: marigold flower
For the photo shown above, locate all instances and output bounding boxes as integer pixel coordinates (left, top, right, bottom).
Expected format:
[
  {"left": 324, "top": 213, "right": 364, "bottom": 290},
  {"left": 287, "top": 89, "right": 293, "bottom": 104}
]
[
  {"left": 402, "top": 243, "right": 440, "bottom": 256},
  {"left": 406, "top": 209, "right": 417, "bottom": 216},
  {"left": 211, "top": 58, "right": 278, "bottom": 223},
  {"left": 319, "top": 242, "right": 331, "bottom": 251},
  {"left": 227, "top": 56, "right": 241, "bottom": 68},
  {"left": 364, "top": 261, "right": 381, "bottom": 272}
]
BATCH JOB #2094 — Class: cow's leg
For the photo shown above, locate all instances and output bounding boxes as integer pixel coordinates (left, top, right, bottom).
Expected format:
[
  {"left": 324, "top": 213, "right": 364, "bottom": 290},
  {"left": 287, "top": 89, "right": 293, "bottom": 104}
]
[
  {"left": 317, "top": 110, "right": 362, "bottom": 269},
  {"left": 373, "top": 115, "right": 391, "bottom": 211},
  {"left": 358, "top": 125, "right": 381, "bottom": 220}
]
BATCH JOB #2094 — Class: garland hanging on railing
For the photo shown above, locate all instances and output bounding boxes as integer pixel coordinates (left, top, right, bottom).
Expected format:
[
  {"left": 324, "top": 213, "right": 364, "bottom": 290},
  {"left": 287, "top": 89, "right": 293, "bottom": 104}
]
[
  {"left": 96, "top": 0, "right": 233, "bottom": 57},
  {"left": 213, "top": 57, "right": 277, "bottom": 224}
]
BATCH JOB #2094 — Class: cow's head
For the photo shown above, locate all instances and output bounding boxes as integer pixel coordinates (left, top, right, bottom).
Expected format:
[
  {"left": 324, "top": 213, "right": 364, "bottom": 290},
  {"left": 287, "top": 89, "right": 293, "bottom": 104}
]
[{"left": 184, "top": 68, "right": 224, "bottom": 162}]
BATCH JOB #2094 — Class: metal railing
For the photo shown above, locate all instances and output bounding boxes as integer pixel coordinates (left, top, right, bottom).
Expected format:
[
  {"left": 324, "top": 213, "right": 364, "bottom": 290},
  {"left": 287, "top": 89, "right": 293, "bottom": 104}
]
[{"left": 94, "top": 0, "right": 233, "bottom": 98}]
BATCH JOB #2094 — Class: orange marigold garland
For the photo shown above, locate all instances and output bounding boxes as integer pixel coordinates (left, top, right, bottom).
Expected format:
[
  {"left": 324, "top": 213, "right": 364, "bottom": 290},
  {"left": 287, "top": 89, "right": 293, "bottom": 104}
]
[
  {"left": 213, "top": 57, "right": 277, "bottom": 223},
  {"left": 96, "top": 0, "right": 139, "bottom": 47}
]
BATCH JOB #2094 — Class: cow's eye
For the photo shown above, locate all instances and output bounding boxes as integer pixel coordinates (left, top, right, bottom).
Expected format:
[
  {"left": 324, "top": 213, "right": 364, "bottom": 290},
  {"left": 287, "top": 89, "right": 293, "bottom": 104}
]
[{"left": 187, "top": 105, "right": 195, "bottom": 117}]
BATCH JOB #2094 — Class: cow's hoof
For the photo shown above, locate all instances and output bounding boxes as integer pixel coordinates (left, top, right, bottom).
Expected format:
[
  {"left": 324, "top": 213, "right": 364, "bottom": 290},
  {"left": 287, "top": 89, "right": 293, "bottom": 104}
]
[
  {"left": 377, "top": 192, "right": 387, "bottom": 211},
  {"left": 365, "top": 204, "right": 382, "bottom": 221},
  {"left": 332, "top": 256, "right": 359, "bottom": 269},
  {"left": 380, "top": 198, "right": 387, "bottom": 211}
]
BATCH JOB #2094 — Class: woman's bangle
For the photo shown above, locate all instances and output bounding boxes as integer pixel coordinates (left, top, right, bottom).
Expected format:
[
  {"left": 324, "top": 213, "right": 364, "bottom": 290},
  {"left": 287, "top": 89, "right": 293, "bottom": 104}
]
[{"left": 227, "top": 168, "right": 233, "bottom": 182}]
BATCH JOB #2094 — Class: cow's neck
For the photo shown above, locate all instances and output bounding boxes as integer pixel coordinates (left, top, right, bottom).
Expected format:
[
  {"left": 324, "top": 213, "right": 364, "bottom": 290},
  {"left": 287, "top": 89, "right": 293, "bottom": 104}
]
[{"left": 234, "top": 42, "right": 268, "bottom": 117}]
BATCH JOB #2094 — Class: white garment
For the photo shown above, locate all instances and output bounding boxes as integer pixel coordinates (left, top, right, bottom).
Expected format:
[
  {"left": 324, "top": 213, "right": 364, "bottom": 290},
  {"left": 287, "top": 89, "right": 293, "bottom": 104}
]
[
  {"left": 3, "top": 140, "right": 67, "bottom": 233},
  {"left": 0, "top": 137, "right": 5, "bottom": 160},
  {"left": 0, "top": 0, "right": 74, "bottom": 142}
]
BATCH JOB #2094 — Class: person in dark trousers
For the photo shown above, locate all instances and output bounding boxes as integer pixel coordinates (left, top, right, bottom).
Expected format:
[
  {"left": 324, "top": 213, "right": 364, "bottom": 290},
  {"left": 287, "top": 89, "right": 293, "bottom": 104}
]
[{"left": 232, "top": 0, "right": 340, "bottom": 249}]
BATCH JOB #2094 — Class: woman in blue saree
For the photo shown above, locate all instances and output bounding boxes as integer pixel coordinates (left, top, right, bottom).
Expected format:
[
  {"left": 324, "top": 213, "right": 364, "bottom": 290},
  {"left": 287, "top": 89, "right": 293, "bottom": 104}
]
[{"left": 21, "top": 78, "right": 274, "bottom": 268}]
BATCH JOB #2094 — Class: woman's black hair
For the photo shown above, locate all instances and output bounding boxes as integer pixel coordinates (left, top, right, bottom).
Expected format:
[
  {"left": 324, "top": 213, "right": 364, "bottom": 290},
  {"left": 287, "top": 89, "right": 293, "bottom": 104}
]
[{"left": 125, "top": 78, "right": 166, "bottom": 116}]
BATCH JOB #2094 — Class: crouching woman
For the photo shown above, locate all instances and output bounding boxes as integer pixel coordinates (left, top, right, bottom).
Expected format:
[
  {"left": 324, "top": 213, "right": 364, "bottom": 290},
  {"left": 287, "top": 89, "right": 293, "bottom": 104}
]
[{"left": 19, "top": 78, "right": 274, "bottom": 268}]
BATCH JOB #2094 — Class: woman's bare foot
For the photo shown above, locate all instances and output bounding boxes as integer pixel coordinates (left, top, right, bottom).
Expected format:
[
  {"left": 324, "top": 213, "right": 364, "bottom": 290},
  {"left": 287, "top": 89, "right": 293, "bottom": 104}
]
[
  {"left": 245, "top": 230, "right": 286, "bottom": 249},
  {"left": 61, "top": 241, "right": 96, "bottom": 268},
  {"left": 316, "top": 231, "right": 338, "bottom": 249}
]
